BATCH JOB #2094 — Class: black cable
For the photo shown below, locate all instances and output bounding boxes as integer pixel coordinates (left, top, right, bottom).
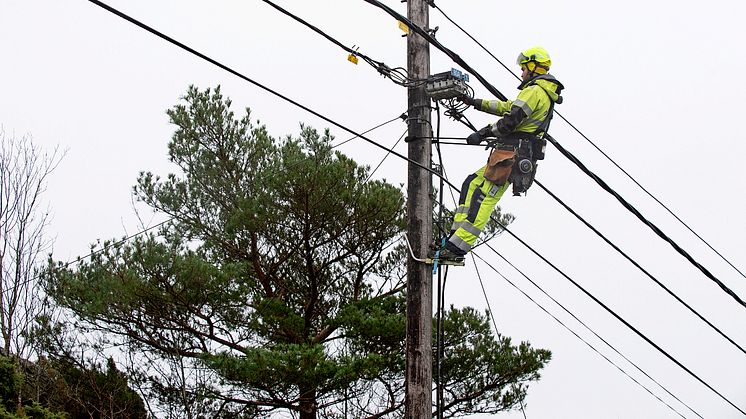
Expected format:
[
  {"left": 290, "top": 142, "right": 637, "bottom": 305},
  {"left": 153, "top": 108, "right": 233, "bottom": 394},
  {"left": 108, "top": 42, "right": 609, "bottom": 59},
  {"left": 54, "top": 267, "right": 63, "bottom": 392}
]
[
  {"left": 84, "top": 0, "right": 459, "bottom": 192},
  {"left": 24, "top": 109, "right": 403, "bottom": 296},
  {"left": 363, "top": 0, "right": 744, "bottom": 309},
  {"left": 470, "top": 249, "right": 694, "bottom": 419},
  {"left": 259, "top": 0, "right": 424, "bottom": 88},
  {"left": 435, "top": 155, "right": 701, "bottom": 416},
  {"left": 545, "top": 134, "right": 746, "bottom": 310},
  {"left": 4, "top": 218, "right": 171, "bottom": 295},
  {"left": 534, "top": 180, "right": 746, "bottom": 356},
  {"left": 434, "top": 142, "right": 698, "bottom": 416},
  {"left": 361, "top": 0, "right": 509, "bottom": 101},
  {"left": 489, "top": 214, "right": 746, "bottom": 416},
  {"left": 434, "top": 103, "right": 446, "bottom": 419},
  {"left": 431, "top": 2, "right": 746, "bottom": 282},
  {"left": 433, "top": 104, "right": 500, "bottom": 336},
  {"left": 366, "top": 129, "right": 408, "bottom": 182},
  {"left": 553, "top": 115, "right": 746, "bottom": 281},
  {"left": 85, "top": 0, "right": 739, "bottom": 413},
  {"left": 332, "top": 114, "right": 405, "bottom": 148}
]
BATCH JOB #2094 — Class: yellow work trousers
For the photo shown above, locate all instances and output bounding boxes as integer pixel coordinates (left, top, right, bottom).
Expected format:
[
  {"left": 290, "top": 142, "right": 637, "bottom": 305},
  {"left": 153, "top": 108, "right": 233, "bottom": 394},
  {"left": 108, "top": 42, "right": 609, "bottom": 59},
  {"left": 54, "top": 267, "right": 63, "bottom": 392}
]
[{"left": 447, "top": 165, "right": 509, "bottom": 254}]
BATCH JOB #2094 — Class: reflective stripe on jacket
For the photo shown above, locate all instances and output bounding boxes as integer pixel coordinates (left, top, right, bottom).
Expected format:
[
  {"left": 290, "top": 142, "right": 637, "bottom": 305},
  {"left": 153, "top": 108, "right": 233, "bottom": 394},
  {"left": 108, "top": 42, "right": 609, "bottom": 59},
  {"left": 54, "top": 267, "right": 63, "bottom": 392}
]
[{"left": 475, "top": 74, "right": 564, "bottom": 135}]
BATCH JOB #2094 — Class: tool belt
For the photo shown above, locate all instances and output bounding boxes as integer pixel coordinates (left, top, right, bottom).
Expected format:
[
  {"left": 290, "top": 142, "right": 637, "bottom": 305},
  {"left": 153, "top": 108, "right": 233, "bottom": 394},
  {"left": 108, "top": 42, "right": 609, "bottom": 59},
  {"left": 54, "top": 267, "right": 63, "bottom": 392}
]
[{"left": 484, "top": 133, "right": 542, "bottom": 195}]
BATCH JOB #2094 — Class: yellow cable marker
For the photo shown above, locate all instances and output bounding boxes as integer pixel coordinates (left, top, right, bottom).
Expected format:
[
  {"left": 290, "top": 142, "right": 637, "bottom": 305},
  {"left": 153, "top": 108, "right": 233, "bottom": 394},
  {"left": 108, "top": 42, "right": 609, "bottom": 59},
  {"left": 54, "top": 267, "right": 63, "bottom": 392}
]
[
  {"left": 347, "top": 53, "right": 359, "bottom": 65},
  {"left": 398, "top": 20, "right": 409, "bottom": 34}
]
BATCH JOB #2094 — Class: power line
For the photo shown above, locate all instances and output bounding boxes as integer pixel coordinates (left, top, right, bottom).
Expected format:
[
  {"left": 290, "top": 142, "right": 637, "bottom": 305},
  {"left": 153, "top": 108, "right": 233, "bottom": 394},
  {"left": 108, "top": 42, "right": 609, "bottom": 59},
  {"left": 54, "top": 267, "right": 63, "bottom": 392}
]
[
  {"left": 340, "top": 1, "right": 744, "bottom": 408},
  {"left": 9, "top": 110, "right": 404, "bottom": 298},
  {"left": 259, "top": 0, "right": 423, "bottom": 88},
  {"left": 545, "top": 133, "right": 746, "bottom": 309},
  {"left": 332, "top": 114, "right": 405, "bottom": 148},
  {"left": 470, "top": 249, "right": 695, "bottom": 419},
  {"left": 534, "top": 180, "right": 746, "bottom": 356},
  {"left": 431, "top": 112, "right": 692, "bottom": 416},
  {"left": 85, "top": 0, "right": 456, "bottom": 192},
  {"left": 489, "top": 214, "right": 745, "bottom": 415},
  {"left": 361, "top": 0, "right": 746, "bottom": 316},
  {"left": 429, "top": 2, "right": 746, "bottom": 282},
  {"left": 366, "top": 129, "right": 408, "bottom": 181},
  {"left": 84, "top": 0, "right": 742, "bottom": 414}
]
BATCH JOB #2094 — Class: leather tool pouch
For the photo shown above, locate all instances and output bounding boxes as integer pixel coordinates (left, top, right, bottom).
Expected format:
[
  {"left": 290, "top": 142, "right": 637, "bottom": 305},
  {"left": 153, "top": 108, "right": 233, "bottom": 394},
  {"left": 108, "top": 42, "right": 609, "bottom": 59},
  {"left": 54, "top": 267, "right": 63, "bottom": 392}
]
[{"left": 483, "top": 148, "right": 516, "bottom": 185}]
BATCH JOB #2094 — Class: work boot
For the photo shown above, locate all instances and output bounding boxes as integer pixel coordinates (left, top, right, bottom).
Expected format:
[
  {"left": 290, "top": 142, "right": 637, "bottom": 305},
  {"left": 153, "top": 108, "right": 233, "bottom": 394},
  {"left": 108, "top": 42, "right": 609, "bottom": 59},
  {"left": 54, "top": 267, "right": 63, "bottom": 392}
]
[{"left": 429, "top": 244, "right": 466, "bottom": 262}]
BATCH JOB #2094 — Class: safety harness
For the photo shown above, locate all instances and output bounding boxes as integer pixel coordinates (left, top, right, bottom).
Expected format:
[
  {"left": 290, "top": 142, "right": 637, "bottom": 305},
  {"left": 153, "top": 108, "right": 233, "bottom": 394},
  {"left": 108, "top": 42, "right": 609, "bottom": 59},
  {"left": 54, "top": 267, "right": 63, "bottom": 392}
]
[{"left": 484, "top": 82, "right": 559, "bottom": 195}]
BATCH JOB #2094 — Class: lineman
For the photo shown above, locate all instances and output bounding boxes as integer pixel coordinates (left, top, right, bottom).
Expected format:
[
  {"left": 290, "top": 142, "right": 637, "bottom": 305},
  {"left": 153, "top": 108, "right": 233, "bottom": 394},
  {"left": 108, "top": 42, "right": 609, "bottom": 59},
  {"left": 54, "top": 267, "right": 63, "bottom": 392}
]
[{"left": 439, "top": 46, "right": 564, "bottom": 260}]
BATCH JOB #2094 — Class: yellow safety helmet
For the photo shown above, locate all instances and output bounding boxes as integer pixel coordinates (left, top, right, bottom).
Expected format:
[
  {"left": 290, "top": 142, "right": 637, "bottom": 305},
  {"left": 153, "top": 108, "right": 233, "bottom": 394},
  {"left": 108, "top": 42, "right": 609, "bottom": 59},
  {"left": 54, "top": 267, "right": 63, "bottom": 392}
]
[{"left": 517, "top": 46, "right": 551, "bottom": 73}]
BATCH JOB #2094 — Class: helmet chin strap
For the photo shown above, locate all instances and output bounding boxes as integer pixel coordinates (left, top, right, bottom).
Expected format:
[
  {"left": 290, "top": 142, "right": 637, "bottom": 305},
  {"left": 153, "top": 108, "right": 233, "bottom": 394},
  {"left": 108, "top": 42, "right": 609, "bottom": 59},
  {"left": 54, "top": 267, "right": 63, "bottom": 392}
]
[{"left": 525, "top": 62, "right": 549, "bottom": 80}]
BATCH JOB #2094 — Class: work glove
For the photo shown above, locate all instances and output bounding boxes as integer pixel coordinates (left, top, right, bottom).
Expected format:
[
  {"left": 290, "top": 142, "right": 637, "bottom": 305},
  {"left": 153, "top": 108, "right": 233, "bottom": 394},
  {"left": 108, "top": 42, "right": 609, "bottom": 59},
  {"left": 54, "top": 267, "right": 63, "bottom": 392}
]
[
  {"left": 466, "top": 125, "right": 492, "bottom": 145},
  {"left": 457, "top": 95, "right": 473, "bottom": 107}
]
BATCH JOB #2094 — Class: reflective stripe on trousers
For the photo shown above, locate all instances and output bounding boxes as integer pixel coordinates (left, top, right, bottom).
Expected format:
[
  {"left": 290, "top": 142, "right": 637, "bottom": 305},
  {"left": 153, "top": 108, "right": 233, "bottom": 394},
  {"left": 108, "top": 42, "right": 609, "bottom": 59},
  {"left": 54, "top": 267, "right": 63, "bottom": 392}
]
[{"left": 448, "top": 165, "right": 509, "bottom": 253}]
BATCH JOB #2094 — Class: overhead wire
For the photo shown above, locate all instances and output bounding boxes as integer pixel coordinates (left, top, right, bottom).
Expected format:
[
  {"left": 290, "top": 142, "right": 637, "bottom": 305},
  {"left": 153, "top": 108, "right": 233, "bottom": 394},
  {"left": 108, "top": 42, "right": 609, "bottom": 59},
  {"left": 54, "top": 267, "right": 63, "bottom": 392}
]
[
  {"left": 488, "top": 214, "right": 745, "bottom": 415},
  {"left": 430, "top": 1, "right": 745, "bottom": 282},
  {"left": 259, "top": 0, "right": 425, "bottom": 88},
  {"left": 2, "top": 218, "right": 172, "bottom": 296},
  {"left": 85, "top": 0, "right": 458, "bottom": 192},
  {"left": 546, "top": 135, "right": 746, "bottom": 309},
  {"left": 480, "top": 242, "right": 704, "bottom": 418},
  {"left": 433, "top": 106, "right": 688, "bottom": 418},
  {"left": 533, "top": 180, "right": 746, "bottom": 356},
  {"left": 433, "top": 133, "right": 702, "bottom": 417},
  {"left": 83, "top": 0, "right": 741, "bottom": 414},
  {"left": 7, "top": 110, "right": 405, "bottom": 298},
  {"left": 433, "top": 103, "right": 501, "bottom": 335},
  {"left": 360, "top": 0, "right": 746, "bottom": 312},
  {"left": 430, "top": 154, "right": 702, "bottom": 417},
  {"left": 470, "top": 249, "right": 694, "bottom": 419}
]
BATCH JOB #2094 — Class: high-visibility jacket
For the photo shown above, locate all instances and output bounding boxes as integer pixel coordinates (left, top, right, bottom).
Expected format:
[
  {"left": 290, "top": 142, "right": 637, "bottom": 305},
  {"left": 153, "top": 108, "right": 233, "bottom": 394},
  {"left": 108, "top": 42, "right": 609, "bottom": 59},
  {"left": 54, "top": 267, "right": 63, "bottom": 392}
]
[
  {"left": 474, "top": 74, "right": 564, "bottom": 136},
  {"left": 445, "top": 75, "right": 565, "bottom": 256}
]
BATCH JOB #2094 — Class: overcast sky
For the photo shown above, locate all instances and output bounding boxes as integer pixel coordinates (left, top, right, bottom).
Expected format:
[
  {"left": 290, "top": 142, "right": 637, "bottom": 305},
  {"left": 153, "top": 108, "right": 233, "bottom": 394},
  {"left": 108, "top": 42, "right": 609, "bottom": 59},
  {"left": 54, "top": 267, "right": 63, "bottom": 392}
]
[{"left": 2, "top": 0, "right": 745, "bottom": 417}]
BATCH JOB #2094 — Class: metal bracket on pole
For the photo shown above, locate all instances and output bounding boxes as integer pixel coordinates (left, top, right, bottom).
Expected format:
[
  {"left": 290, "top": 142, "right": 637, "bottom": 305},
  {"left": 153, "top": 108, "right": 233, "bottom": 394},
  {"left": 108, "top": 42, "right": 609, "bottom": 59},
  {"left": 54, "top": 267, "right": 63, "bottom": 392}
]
[{"left": 403, "top": 234, "right": 465, "bottom": 267}]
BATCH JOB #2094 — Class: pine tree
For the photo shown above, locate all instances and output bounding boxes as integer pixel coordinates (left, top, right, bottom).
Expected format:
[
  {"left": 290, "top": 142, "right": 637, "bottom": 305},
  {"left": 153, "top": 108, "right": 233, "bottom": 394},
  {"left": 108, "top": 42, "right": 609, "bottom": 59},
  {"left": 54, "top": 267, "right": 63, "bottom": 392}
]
[{"left": 45, "top": 86, "right": 550, "bottom": 418}]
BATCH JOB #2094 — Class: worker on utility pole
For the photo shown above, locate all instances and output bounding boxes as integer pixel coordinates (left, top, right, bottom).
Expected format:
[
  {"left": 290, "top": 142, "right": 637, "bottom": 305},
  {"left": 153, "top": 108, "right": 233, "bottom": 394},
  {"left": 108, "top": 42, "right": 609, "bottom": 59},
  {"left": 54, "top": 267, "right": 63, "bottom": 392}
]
[{"left": 437, "top": 46, "right": 564, "bottom": 260}]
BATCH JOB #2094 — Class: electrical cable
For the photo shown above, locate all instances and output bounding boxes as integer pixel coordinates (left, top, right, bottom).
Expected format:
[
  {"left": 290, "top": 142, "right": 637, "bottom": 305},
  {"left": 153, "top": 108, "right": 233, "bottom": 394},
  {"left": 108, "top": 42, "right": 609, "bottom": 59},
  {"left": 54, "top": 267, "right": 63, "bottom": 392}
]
[
  {"left": 481, "top": 242, "right": 703, "bottom": 418},
  {"left": 83, "top": 0, "right": 739, "bottom": 414},
  {"left": 259, "top": 0, "right": 425, "bottom": 88},
  {"left": 432, "top": 153, "right": 700, "bottom": 417},
  {"left": 366, "top": 129, "right": 408, "bottom": 181},
  {"left": 3, "top": 218, "right": 171, "bottom": 295},
  {"left": 470, "top": 249, "right": 694, "bottom": 419},
  {"left": 432, "top": 105, "right": 501, "bottom": 335},
  {"left": 332, "top": 113, "right": 405, "bottom": 148},
  {"left": 84, "top": 0, "right": 459, "bottom": 192},
  {"left": 488, "top": 214, "right": 746, "bottom": 415},
  {"left": 9, "top": 110, "right": 405, "bottom": 298},
  {"left": 430, "top": 2, "right": 746, "bottom": 282},
  {"left": 545, "top": 133, "right": 746, "bottom": 309},
  {"left": 553, "top": 115, "right": 746, "bottom": 281},
  {"left": 361, "top": 0, "right": 746, "bottom": 310},
  {"left": 361, "top": 0, "right": 509, "bottom": 101},
  {"left": 534, "top": 180, "right": 746, "bottom": 356},
  {"left": 434, "top": 146, "right": 701, "bottom": 417}
]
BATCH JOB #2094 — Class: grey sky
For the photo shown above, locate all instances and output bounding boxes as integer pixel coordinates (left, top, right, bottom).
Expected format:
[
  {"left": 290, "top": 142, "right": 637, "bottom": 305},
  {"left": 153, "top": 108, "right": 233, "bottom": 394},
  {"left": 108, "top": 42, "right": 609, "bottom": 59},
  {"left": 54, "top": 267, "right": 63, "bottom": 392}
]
[{"left": 2, "top": 0, "right": 745, "bottom": 417}]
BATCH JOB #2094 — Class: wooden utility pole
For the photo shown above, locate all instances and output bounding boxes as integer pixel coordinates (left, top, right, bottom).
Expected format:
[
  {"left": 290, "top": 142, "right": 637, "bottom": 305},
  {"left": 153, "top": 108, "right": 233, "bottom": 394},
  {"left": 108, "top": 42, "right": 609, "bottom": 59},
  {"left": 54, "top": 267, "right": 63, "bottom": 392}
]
[{"left": 404, "top": 0, "right": 432, "bottom": 417}]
